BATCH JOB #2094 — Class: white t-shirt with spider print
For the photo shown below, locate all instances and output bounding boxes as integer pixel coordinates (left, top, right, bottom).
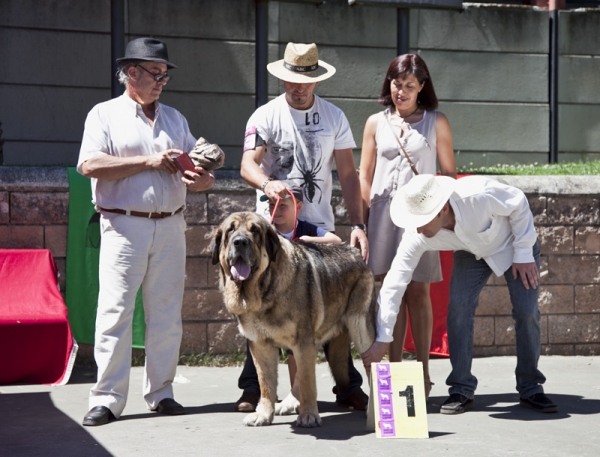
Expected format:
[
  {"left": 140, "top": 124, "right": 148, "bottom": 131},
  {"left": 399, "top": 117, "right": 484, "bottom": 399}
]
[{"left": 245, "top": 93, "right": 356, "bottom": 231}]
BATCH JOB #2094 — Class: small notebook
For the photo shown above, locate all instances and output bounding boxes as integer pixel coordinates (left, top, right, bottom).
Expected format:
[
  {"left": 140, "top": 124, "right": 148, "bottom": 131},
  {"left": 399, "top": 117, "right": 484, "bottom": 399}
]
[{"left": 173, "top": 152, "right": 196, "bottom": 174}]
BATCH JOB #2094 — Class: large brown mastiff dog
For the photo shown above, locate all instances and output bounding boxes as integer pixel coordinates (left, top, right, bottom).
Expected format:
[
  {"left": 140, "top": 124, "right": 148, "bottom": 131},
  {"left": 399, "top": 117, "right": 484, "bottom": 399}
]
[{"left": 211, "top": 211, "right": 376, "bottom": 427}]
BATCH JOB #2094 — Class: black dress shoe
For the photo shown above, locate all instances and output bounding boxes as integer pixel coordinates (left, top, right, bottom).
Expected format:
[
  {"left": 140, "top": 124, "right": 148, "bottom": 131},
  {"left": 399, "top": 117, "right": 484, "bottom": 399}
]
[
  {"left": 82, "top": 406, "right": 116, "bottom": 426},
  {"left": 440, "top": 393, "right": 474, "bottom": 415},
  {"left": 520, "top": 393, "right": 558, "bottom": 413},
  {"left": 334, "top": 387, "right": 369, "bottom": 411},
  {"left": 154, "top": 398, "right": 185, "bottom": 415},
  {"left": 235, "top": 390, "right": 260, "bottom": 412}
]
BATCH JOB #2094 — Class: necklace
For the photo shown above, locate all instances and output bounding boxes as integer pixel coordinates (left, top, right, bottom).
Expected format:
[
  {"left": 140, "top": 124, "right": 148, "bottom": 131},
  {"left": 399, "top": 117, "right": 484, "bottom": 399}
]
[{"left": 395, "top": 105, "right": 419, "bottom": 120}]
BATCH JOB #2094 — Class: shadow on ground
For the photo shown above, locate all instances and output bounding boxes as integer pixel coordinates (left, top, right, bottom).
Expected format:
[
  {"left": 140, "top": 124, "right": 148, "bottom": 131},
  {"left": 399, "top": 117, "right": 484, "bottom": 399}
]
[
  {"left": 287, "top": 401, "right": 372, "bottom": 440},
  {"left": 279, "top": 392, "right": 600, "bottom": 440},
  {"left": 0, "top": 391, "right": 112, "bottom": 457},
  {"left": 5, "top": 373, "right": 597, "bottom": 449},
  {"left": 427, "top": 392, "right": 600, "bottom": 421}
]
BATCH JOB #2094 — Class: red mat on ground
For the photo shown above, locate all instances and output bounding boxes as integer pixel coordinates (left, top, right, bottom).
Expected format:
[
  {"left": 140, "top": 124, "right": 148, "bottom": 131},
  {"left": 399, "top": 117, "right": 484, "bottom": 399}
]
[
  {"left": 404, "top": 250, "right": 453, "bottom": 357},
  {"left": 0, "top": 249, "right": 77, "bottom": 385}
]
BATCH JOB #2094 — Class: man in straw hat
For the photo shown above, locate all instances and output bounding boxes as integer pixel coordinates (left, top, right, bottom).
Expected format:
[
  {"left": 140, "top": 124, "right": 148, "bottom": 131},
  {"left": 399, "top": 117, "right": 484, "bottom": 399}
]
[
  {"left": 78, "top": 37, "right": 215, "bottom": 426},
  {"left": 237, "top": 42, "right": 369, "bottom": 412},
  {"left": 361, "top": 174, "right": 558, "bottom": 415}
]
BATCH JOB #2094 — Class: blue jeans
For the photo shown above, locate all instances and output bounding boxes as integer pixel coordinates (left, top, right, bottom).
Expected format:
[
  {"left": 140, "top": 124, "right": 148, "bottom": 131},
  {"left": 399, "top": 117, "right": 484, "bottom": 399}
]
[{"left": 446, "top": 241, "right": 546, "bottom": 399}]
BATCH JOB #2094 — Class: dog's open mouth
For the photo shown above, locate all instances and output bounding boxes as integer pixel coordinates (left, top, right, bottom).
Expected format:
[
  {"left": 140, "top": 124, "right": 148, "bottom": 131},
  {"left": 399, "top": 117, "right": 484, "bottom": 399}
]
[{"left": 230, "top": 256, "right": 251, "bottom": 281}]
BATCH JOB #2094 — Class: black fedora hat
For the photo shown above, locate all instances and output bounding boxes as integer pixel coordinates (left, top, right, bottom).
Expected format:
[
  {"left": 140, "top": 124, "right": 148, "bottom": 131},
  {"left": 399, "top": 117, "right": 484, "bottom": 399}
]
[{"left": 116, "top": 37, "right": 178, "bottom": 69}]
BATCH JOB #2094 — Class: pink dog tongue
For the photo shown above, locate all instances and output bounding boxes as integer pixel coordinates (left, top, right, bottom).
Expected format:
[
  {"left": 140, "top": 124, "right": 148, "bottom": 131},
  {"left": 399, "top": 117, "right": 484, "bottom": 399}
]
[{"left": 231, "top": 260, "right": 251, "bottom": 281}]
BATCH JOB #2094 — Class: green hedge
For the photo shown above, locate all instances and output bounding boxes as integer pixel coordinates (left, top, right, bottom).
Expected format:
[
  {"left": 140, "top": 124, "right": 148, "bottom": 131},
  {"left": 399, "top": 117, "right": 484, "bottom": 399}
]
[{"left": 458, "top": 161, "right": 600, "bottom": 176}]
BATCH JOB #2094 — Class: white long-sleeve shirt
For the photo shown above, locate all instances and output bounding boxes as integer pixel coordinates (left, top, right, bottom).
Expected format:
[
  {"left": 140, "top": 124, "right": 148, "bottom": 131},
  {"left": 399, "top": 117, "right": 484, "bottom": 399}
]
[{"left": 376, "top": 176, "right": 538, "bottom": 342}]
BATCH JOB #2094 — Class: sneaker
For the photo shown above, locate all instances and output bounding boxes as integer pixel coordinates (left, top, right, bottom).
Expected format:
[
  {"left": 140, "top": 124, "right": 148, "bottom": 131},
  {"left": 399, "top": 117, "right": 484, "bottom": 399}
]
[
  {"left": 519, "top": 393, "right": 558, "bottom": 413},
  {"left": 440, "top": 393, "right": 473, "bottom": 415},
  {"left": 333, "top": 387, "right": 369, "bottom": 411},
  {"left": 234, "top": 390, "right": 260, "bottom": 412}
]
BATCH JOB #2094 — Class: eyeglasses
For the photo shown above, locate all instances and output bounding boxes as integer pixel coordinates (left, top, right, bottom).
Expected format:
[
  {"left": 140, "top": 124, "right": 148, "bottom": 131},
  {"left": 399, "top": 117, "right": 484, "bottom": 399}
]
[{"left": 136, "top": 64, "right": 172, "bottom": 83}]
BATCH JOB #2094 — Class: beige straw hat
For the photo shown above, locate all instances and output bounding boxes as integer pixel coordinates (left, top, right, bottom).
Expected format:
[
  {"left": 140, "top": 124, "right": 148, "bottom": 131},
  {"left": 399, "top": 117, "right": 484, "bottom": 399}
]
[
  {"left": 390, "top": 174, "right": 457, "bottom": 229},
  {"left": 267, "top": 42, "right": 336, "bottom": 83}
]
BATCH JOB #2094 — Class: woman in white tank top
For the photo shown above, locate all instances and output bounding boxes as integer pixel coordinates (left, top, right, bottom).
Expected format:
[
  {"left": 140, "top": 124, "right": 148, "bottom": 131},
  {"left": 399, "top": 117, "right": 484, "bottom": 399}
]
[{"left": 359, "top": 54, "right": 456, "bottom": 399}]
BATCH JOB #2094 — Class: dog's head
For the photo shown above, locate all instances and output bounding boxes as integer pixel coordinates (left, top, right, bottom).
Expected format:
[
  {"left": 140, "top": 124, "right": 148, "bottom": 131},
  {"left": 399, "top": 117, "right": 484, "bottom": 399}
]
[{"left": 211, "top": 212, "right": 281, "bottom": 283}]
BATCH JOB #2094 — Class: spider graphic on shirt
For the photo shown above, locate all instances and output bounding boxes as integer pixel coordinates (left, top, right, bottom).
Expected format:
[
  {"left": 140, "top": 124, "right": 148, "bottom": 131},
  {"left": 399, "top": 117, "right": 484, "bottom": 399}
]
[
  {"left": 289, "top": 130, "right": 324, "bottom": 204},
  {"left": 294, "top": 152, "right": 324, "bottom": 204}
]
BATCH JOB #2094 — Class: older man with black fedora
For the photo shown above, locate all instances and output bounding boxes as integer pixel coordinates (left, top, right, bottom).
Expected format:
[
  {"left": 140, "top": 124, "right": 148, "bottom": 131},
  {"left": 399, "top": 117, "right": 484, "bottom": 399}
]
[
  {"left": 237, "top": 42, "right": 370, "bottom": 413},
  {"left": 78, "top": 37, "right": 215, "bottom": 426},
  {"left": 361, "top": 174, "right": 558, "bottom": 415}
]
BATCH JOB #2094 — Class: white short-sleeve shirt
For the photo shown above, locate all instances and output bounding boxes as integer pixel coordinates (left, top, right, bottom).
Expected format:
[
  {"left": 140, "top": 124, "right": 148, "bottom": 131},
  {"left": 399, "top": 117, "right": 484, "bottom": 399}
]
[
  {"left": 245, "top": 94, "right": 356, "bottom": 231},
  {"left": 77, "top": 93, "right": 196, "bottom": 213}
]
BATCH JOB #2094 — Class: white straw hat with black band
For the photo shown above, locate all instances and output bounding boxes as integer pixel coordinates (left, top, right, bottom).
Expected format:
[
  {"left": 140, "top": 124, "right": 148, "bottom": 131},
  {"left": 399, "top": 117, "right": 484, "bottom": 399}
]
[
  {"left": 267, "top": 42, "right": 336, "bottom": 83},
  {"left": 390, "top": 174, "right": 457, "bottom": 229}
]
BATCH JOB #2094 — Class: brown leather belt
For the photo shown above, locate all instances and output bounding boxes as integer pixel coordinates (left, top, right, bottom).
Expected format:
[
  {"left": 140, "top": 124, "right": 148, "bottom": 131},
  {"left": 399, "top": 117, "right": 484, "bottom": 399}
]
[{"left": 99, "top": 206, "right": 184, "bottom": 219}]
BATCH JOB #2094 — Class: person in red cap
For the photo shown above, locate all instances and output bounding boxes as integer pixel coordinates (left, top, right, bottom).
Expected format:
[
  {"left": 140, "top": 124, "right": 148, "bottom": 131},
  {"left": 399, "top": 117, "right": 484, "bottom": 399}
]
[
  {"left": 261, "top": 183, "right": 342, "bottom": 388},
  {"left": 261, "top": 183, "right": 342, "bottom": 246}
]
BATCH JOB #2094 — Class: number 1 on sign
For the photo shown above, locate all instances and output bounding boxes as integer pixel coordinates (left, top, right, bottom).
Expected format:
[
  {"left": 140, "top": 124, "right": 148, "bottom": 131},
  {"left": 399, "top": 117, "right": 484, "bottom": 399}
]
[{"left": 367, "top": 362, "right": 429, "bottom": 439}]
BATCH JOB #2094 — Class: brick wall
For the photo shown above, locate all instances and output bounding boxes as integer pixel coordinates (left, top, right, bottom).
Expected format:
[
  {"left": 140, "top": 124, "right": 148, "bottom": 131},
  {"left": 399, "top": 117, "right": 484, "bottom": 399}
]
[
  {"left": 0, "top": 168, "right": 354, "bottom": 358},
  {"left": 474, "top": 176, "right": 600, "bottom": 357},
  {"left": 0, "top": 168, "right": 69, "bottom": 293},
  {"left": 1, "top": 168, "right": 599, "bottom": 357}
]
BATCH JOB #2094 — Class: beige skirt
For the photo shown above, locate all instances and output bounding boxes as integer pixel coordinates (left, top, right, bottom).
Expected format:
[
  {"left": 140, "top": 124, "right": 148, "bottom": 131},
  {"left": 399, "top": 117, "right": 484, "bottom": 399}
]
[{"left": 367, "top": 196, "right": 442, "bottom": 283}]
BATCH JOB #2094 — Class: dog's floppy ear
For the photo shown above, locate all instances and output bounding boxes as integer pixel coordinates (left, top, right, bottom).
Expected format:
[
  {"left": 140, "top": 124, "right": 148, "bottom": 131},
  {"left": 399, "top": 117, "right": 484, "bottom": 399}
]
[
  {"left": 210, "top": 227, "right": 223, "bottom": 265},
  {"left": 265, "top": 224, "right": 281, "bottom": 263}
]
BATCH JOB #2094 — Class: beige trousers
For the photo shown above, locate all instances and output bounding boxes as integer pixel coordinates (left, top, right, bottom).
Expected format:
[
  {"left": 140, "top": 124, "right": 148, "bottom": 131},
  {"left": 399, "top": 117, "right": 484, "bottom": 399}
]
[{"left": 89, "top": 212, "right": 186, "bottom": 418}]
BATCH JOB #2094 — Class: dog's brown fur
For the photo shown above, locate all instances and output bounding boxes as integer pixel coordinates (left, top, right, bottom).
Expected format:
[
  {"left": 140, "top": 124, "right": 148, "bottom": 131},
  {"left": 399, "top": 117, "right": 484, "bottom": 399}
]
[{"left": 211, "top": 212, "right": 376, "bottom": 427}]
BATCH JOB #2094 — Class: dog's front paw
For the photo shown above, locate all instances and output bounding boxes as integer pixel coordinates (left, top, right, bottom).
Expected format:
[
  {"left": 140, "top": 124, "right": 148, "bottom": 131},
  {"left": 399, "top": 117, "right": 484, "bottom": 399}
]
[
  {"left": 275, "top": 392, "right": 300, "bottom": 415},
  {"left": 242, "top": 412, "right": 272, "bottom": 427},
  {"left": 295, "top": 412, "right": 322, "bottom": 428}
]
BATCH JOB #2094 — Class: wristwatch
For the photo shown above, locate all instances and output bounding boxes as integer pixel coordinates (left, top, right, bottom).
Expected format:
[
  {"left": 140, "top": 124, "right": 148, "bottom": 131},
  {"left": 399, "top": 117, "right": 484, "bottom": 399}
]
[{"left": 351, "top": 224, "right": 367, "bottom": 235}]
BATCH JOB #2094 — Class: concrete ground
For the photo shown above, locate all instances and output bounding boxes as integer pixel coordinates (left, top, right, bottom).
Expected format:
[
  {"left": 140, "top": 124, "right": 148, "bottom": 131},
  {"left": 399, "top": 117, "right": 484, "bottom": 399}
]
[{"left": 1, "top": 355, "right": 599, "bottom": 457}]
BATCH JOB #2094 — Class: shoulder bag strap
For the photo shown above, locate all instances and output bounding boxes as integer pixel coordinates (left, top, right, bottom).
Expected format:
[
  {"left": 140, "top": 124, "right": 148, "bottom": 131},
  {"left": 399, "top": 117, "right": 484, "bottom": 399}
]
[{"left": 384, "top": 109, "right": 419, "bottom": 176}]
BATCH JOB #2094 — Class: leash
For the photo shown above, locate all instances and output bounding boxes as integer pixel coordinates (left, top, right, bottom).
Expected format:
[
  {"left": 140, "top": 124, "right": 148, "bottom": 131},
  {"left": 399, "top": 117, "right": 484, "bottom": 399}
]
[{"left": 269, "top": 187, "right": 298, "bottom": 241}]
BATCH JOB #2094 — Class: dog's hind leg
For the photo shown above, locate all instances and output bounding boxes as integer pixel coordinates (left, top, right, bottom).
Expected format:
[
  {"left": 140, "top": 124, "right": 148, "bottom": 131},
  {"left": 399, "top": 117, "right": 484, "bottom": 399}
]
[
  {"left": 293, "top": 344, "right": 321, "bottom": 427},
  {"left": 275, "top": 375, "right": 300, "bottom": 416},
  {"left": 243, "top": 340, "right": 279, "bottom": 426},
  {"left": 345, "top": 278, "right": 377, "bottom": 383},
  {"left": 325, "top": 330, "right": 352, "bottom": 399}
]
